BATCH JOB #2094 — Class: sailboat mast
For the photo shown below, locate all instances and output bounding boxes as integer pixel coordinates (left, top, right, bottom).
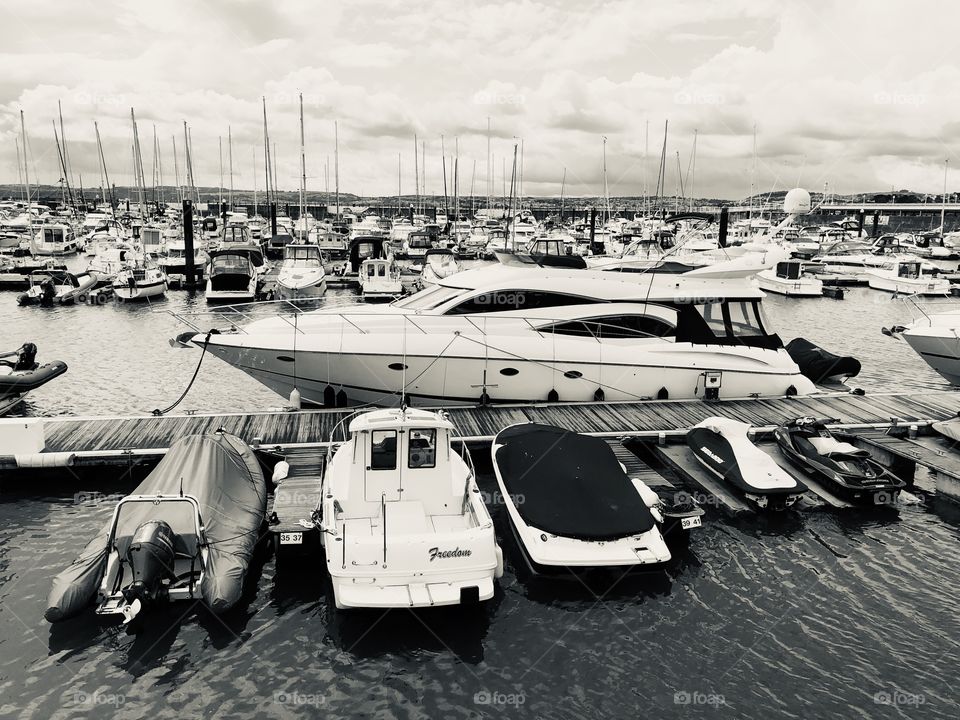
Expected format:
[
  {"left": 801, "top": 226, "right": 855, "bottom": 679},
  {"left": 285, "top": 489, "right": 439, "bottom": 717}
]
[
  {"left": 218, "top": 136, "right": 223, "bottom": 208},
  {"left": 941, "top": 159, "right": 949, "bottom": 234},
  {"left": 172, "top": 135, "right": 181, "bottom": 204},
  {"left": 334, "top": 120, "right": 340, "bottom": 219},
  {"left": 228, "top": 126, "right": 234, "bottom": 210},
  {"left": 602, "top": 136, "right": 610, "bottom": 222},
  {"left": 156, "top": 129, "right": 164, "bottom": 206},
  {"left": 131, "top": 108, "right": 146, "bottom": 219},
  {"left": 469, "top": 159, "right": 476, "bottom": 219},
  {"left": 413, "top": 134, "right": 419, "bottom": 216},
  {"left": 20, "top": 110, "right": 30, "bottom": 207},
  {"left": 253, "top": 146, "right": 258, "bottom": 216},
  {"left": 560, "top": 167, "right": 566, "bottom": 222},
  {"left": 299, "top": 94, "right": 306, "bottom": 222},
  {"left": 262, "top": 97, "right": 273, "bottom": 208},
  {"left": 397, "top": 152, "right": 401, "bottom": 216},
  {"left": 643, "top": 120, "right": 649, "bottom": 217},
  {"left": 95, "top": 122, "right": 114, "bottom": 212},
  {"left": 486, "top": 116, "right": 491, "bottom": 210},
  {"left": 58, "top": 100, "right": 74, "bottom": 207},
  {"left": 15, "top": 138, "right": 23, "bottom": 203},
  {"left": 441, "top": 134, "right": 448, "bottom": 221}
]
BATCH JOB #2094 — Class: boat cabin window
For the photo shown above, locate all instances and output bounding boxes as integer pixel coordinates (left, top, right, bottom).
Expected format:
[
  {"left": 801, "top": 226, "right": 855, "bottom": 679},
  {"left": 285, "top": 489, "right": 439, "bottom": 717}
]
[
  {"left": 408, "top": 429, "right": 437, "bottom": 469},
  {"left": 285, "top": 245, "right": 321, "bottom": 265},
  {"left": 408, "top": 235, "right": 432, "bottom": 249},
  {"left": 776, "top": 261, "right": 802, "bottom": 280},
  {"left": 675, "top": 300, "right": 780, "bottom": 349},
  {"left": 211, "top": 254, "right": 251, "bottom": 273},
  {"left": 370, "top": 430, "right": 397, "bottom": 470},
  {"left": 543, "top": 314, "right": 676, "bottom": 339},
  {"left": 899, "top": 262, "right": 921, "bottom": 278},
  {"left": 43, "top": 228, "right": 64, "bottom": 242},
  {"left": 143, "top": 229, "right": 161, "bottom": 245},
  {"left": 444, "top": 290, "right": 597, "bottom": 315}
]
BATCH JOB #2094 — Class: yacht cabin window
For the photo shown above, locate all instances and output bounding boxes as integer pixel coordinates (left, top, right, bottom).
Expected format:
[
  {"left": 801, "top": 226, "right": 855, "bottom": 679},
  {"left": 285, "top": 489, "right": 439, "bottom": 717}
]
[
  {"left": 408, "top": 429, "right": 437, "bottom": 469},
  {"left": 543, "top": 315, "right": 676, "bottom": 339},
  {"left": 444, "top": 290, "right": 597, "bottom": 315},
  {"left": 370, "top": 430, "right": 397, "bottom": 470}
]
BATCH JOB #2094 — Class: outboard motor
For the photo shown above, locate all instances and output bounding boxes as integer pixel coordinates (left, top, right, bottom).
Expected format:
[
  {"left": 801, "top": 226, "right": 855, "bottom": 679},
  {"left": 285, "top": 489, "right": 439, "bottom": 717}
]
[
  {"left": 122, "top": 520, "right": 176, "bottom": 619},
  {"left": 14, "top": 343, "right": 37, "bottom": 371}
]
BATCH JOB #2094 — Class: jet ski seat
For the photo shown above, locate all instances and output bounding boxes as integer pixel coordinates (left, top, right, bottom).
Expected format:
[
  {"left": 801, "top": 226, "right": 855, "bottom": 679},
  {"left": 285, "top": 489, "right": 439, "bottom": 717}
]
[{"left": 808, "top": 436, "right": 868, "bottom": 458}]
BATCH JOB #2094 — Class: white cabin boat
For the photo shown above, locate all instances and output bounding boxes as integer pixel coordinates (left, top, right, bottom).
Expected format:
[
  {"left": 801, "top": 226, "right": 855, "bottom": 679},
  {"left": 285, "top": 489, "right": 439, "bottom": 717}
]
[
  {"left": 205, "top": 247, "right": 264, "bottom": 303},
  {"left": 318, "top": 408, "right": 502, "bottom": 609},
  {"left": 113, "top": 255, "right": 168, "bottom": 302},
  {"left": 360, "top": 257, "right": 403, "bottom": 301},
  {"left": 31, "top": 222, "right": 79, "bottom": 256},
  {"left": 276, "top": 243, "right": 327, "bottom": 300},
  {"left": 863, "top": 260, "right": 950, "bottom": 296},
  {"left": 757, "top": 261, "right": 823, "bottom": 297}
]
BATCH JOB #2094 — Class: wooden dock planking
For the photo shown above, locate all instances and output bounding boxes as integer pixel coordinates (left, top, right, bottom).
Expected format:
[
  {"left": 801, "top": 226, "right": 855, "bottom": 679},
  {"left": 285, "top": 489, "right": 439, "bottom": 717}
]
[{"left": 5, "top": 390, "right": 960, "bottom": 475}]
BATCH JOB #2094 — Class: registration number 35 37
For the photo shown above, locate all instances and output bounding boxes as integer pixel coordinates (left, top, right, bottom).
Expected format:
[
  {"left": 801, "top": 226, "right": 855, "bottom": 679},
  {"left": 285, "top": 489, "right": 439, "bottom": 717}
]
[{"left": 279, "top": 532, "right": 303, "bottom": 545}]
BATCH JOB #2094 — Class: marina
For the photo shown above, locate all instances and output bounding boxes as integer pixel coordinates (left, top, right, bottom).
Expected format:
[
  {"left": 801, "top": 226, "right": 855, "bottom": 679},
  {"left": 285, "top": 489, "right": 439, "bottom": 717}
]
[{"left": 4, "top": 4, "right": 960, "bottom": 718}]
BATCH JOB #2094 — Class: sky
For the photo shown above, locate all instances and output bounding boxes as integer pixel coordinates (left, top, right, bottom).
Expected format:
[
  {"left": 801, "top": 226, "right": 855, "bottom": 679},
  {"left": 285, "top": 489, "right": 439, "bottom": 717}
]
[{"left": 0, "top": 0, "right": 958, "bottom": 200}]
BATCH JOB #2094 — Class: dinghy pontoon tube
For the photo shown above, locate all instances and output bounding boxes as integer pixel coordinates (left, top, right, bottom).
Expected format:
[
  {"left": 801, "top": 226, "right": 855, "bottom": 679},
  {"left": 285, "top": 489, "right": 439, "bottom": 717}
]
[
  {"left": 45, "top": 432, "right": 267, "bottom": 623},
  {"left": 687, "top": 416, "right": 807, "bottom": 510}
]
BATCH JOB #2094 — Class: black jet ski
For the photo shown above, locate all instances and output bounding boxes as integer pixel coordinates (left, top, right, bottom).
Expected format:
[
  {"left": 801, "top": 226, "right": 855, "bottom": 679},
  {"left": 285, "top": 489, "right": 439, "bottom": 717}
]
[
  {"left": 774, "top": 417, "right": 905, "bottom": 504},
  {"left": 491, "top": 423, "right": 703, "bottom": 575},
  {"left": 0, "top": 343, "right": 68, "bottom": 415},
  {"left": 687, "top": 416, "right": 807, "bottom": 510}
]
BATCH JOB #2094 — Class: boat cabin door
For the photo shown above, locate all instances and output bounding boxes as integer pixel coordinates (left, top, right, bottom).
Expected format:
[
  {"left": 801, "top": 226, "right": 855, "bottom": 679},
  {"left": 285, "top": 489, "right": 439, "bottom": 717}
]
[{"left": 364, "top": 429, "right": 402, "bottom": 501}]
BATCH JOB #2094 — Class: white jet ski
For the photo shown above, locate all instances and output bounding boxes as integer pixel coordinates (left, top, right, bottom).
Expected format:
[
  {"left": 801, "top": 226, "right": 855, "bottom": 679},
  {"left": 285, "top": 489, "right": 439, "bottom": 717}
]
[{"left": 687, "top": 416, "right": 807, "bottom": 510}]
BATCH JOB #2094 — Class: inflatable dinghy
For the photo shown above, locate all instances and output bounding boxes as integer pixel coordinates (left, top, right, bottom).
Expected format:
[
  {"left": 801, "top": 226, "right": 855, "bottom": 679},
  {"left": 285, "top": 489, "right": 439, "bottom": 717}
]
[
  {"left": 0, "top": 343, "right": 67, "bottom": 415},
  {"left": 45, "top": 431, "right": 267, "bottom": 623}
]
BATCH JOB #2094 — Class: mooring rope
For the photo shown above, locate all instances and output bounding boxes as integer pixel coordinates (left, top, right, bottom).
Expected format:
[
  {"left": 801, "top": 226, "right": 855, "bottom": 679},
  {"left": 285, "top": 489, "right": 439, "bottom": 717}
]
[{"left": 151, "top": 332, "right": 212, "bottom": 416}]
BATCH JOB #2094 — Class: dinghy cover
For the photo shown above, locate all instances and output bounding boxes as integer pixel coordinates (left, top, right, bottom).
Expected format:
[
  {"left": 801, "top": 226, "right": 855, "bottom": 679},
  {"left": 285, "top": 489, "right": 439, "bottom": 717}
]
[
  {"left": 45, "top": 432, "right": 266, "bottom": 622},
  {"left": 494, "top": 424, "right": 656, "bottom": 541}
]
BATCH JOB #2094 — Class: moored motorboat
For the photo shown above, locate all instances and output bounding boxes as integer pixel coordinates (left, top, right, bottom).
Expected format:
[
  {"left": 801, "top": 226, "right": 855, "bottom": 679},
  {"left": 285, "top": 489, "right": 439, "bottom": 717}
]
[
  {"left": 863, "top": 259, "right": 950, "bottom": 296},
  {"left": 757, "top": 260, "right": 824, "bottom": 297},
  {"left": 491, "top": 423, "right": 702, "bottom": 573},
  {"left": 0, "top": 343, "right": 68, "bottom": 415},
  {"left": 205, "top": 246, "right": 266, "bottom": 303},
  {"left": 30, "top": 221, "right": 79, "bottom": 256},
  {"left": 45, "top": 431, "right": 267, "bottom": 624},
  {"left": 360, "top": 257, "right": 403, "bottom": 301},
  {"left": 419, "top": 248, "right": 462, "bottom": 287},
  {"left": 687, "top": 417, "right": 807, "bottom": 510},
  {"left": 774, "top": 418, "right": 905, "bottom": 504},
  {"left": 317, "top": 408, "right": 503, "bottom": 608},
  {"left": 276, "top": 243, "right": 327, "bottom": 300}
]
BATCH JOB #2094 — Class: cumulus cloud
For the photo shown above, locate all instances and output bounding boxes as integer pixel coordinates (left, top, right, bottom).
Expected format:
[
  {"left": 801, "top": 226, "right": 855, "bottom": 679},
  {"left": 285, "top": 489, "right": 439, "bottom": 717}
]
[{"left": 0, "top": 0, "right": 956, "bottom": 198}]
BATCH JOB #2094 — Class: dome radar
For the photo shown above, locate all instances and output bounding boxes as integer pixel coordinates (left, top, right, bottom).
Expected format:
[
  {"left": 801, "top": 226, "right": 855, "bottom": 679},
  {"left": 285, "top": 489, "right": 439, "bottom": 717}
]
[{"left": 783, "top": 188, "right": 811, "bottom": 215}]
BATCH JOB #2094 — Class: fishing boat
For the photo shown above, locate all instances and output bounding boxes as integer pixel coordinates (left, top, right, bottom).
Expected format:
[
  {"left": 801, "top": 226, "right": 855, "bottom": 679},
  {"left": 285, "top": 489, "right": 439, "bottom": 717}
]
[
  {"left": 113, "top": 255, "right": 168, "bottom": 302},
  {"left": 863, "top": 259, "right": 950, "bottom": 295},
  {"left": 491, "top": 423, "right": 701, "bottom": 573},
  {"left": 276, "top": 243, "right": 327, "bottom": 300},
  {"left": 317, "top": 408, "right": 503, "bottom": 608},
  {"left": 756, "top": 260, "right": 824, "bottom": 297},
  {"left": 0, "top": 343, "right": 68, "bottom": 415},
  {"left": 31, "top": 222, "right": 79, "bottom": 256},
  {"left": 45, "top": 431, "right": 267, "bottom": 624},
  {"left": 360, "top": 257, "right": 403, "bottom": 301},
  {"left": 187, "top": 265, "right": 822, "bottom": 407},
  {"left": 17, "top": 269, "right": 98, "bottom": 306}
]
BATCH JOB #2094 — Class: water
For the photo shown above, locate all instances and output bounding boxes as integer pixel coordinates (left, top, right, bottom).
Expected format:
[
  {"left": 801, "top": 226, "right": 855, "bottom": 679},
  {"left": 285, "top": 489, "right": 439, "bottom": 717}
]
[{"left": 1, "top": 264, "right": 959, "bottom": 719}]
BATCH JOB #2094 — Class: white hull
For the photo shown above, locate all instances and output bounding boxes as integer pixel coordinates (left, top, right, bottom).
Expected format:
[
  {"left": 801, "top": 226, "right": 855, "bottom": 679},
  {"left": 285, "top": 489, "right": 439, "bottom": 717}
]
[
  {"left": 32, "top": 242, "right": 79, "bottom": 256},
  {"left": 201, "top": 335, "right": 816, "bottom": 407},
  {"left": 864, "top": 274, "right": 950, "bottom": 295},
  {"left": 113, "top": 279, "right": 167, "bottom": 301},
  {"left": 757, "top": 272, "right": 823, "bottom": 297},
  {"left": 902, "top": 328, "right": 960, "bottom": 385},
  {"left": 276, "top": 277, "right": 327, "bottom": 299}
]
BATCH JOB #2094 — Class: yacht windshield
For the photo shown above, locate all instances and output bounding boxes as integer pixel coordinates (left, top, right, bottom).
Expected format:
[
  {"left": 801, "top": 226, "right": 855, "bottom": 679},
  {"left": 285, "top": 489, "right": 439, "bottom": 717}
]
[
  {"left": 284, "top": 246, "right": 322, "bottom": 266},
  {"left": 392, "top": 284, "right": 464, "bottom": 310},
  {"left": 675, "top": 299, "right": 780, "bottom": 349}
]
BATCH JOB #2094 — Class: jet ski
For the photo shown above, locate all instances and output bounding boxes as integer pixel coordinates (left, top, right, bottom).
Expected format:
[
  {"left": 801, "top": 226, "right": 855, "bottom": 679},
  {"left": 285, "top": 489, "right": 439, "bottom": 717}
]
[
  {"left": 687, "top": 417, "right": 807, "bottom": 510},
  {"left": 491, "top": 423, "right": 703, "bottom": 575},
  {"left": 774, "top": 417, "right": 905, "bottom": 504},
  {"left": 0, "top": 343, "right": 68, "bottom": 415},
  {"left": 45, "top": 431, "right": 267, "bottom": 625}
]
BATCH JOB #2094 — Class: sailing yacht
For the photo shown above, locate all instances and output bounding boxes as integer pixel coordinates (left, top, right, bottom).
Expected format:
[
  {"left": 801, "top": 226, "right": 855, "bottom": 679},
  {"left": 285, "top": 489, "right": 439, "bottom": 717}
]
[
  {"left": 187, "top": 264, "right": 819, "bottom": 407},
  {"left": 113, "top": 253, "right": 168, "bottom": 301}
]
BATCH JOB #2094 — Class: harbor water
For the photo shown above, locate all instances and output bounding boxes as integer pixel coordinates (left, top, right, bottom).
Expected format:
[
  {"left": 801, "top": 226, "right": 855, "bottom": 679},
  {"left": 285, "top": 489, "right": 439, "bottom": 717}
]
[{"left": 1, "top": 269, "right": 959, "bottom": 719}]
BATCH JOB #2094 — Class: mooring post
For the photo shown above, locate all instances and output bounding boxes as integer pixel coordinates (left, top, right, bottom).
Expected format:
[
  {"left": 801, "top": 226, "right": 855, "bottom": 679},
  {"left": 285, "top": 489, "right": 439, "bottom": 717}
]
[
  {"left": 270, "top": 202, "right": 278, "bottom": 237},
  {"left": 857, "top": 209, "right": 865, "bottom": 237},
  {"left": 183, "top": 199, "right": 196, "bottom": 287},
  {"left": 589, "top": 207, "right": 596, "bottom": 250},
  {"left": 719, "top": 207, "right": 729, "bottom": 247},
  {"left": 872, "top": 210, "right": 880, "bottom": 238}
]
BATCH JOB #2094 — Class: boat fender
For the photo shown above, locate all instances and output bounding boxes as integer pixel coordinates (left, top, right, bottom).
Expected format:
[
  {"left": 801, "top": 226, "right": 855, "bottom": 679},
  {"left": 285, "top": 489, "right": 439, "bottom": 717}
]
[
  {"left": 657, "top": 387, "right": 669, "bottom": 400},
  {"left": 547, "top": 389, "right": 559, "bottom": 403},
  {"left": 634, "top": 482, "right": 661, "bottom": 509},
  {"left": 335, "top": 389, "right": 348, "bottom": 407},
  {"left": 323, "top": 385, "right": 336, "bottom": 407},
  {"left": 494, "top": 544, "right": 504, "bottom": 579},
  {"left": 480, "top": 390, "right": 490, "bottom": 406},
  {"left": 272, "top": 461, "right": 290, "bottom": 484},
  {"left": 786, "top": 385, "right": 797, "bottom": 396},
  {"left": 15, "top": 452, "right": 75, "bottom": 468},
  {"left": 593, "top": 387, "right": 605, "bottom": 402},
  {"left": 289, "top": 388, "right": 301, "bottom": 409}
]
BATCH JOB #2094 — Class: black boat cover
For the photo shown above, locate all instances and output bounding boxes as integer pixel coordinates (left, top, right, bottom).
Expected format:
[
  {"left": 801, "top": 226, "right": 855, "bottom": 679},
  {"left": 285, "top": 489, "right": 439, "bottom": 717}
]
[
  {"left": 786, "top": 337, "right": 861, "bottom": 383},
  {"left": 45, "top": 432, "right": 266, "bottom": 622},
  {"left": 494, "top": 424, "right": 656, "bottom": 541}
]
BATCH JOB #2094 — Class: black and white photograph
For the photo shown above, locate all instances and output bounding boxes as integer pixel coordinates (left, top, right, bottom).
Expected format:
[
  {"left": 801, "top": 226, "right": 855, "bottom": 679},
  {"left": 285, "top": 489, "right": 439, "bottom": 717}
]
[{"left": 0, "top": 1, "right": 958, "bottom": 718}]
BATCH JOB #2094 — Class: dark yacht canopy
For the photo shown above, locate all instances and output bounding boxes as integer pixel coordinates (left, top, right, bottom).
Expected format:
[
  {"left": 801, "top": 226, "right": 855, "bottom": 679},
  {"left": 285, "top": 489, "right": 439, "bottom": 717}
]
[{"left": 494, "top": 424, "right": 656, "bottom": 541}]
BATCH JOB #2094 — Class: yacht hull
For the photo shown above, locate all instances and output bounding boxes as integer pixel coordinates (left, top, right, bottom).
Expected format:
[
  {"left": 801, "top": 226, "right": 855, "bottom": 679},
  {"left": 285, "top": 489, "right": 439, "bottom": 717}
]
[{"left": 901, "top": 329, "right": 960, "bottom": 385}]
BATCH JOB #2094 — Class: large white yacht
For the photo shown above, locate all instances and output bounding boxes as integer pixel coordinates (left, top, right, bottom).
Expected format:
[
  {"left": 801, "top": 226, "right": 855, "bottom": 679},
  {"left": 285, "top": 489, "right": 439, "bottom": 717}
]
[{"left": 187, "top": 264, "right": 818, "bottom": 406}]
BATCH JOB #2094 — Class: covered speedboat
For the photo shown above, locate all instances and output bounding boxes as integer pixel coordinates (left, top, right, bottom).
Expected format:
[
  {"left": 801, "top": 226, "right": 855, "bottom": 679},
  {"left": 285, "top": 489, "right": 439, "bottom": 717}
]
[
  {"left": 276, "top": 243, "right": 327, "bottom": 300},
  {"left": 419, "top": 248, "right": 463, "bottom": 287},
  {"left": 317, "top": 408, "right": 503, "bottom": 608},
  {"left": 774, "top": 418, "right": 905, "bottom": 504},
  {"left": 0, "top": 343, "right": 67, "bottom": 415},
  {"left": 45, "top": 432, "right": 267, "bottom": 624},
  {"left": 491, "top": 423, "right": 702, "bottom": 573},
  {"left": 205, "top": 246, "right": 265, "bottom": 303},
  {"left": 687, "top": 417, "right": 807, "bottom": 510}
]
